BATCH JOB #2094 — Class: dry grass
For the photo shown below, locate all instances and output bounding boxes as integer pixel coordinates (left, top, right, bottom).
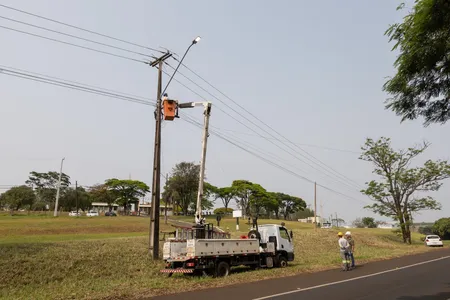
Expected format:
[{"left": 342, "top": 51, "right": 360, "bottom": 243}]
[{"left": 0, "top": 215, "right": 445, "bottom": 300}]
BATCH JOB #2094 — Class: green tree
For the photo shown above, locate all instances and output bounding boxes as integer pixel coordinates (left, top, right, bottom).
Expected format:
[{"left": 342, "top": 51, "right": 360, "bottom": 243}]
[
  {"left": 105, "top": 179, "right": 149, "bottom": 214},
  {"left": 231, "top": 180, "right": 262, "bottom": 217},
  {"left": 2, "top": 185, "right": 36, "bottom": 211},
  {"left": 61, "top": 187, "right": 92, "bottom": 211},
  {"left": 432, "top": 218, "right": 450, "bottom": 239},
  {"left": 214, "top": 186, "right": 235, "bottom": 210},
  {"left": 384, "top": 0, "right": 450, "bottom": 126},
  {"left": 362, "top": 217, "right": 377, "bottom": 228},
  {"left": 292, "top": 207, "right": 315, "bottom": 220},
  {"left": 248, "top": 186, "right": 275, "bottom": 217},
  {"left": 163, "top": 162, "right": 201, "bottom": 215},
  {"left": 275, "top": 193, "right": 306, "bottom": 220},
  {"left": 25, "top": 171, "right": 70, "bottom": 209},
  {"left": 360, "top": 137, "right": 450, "bottom": 244},
  {"left": 352, "top": 218, "right": 365, "bottom": 228},
  {"left": 89, "top": 184, "right": 117, "bottom": 211},
  {"left": 213, "top": 207, "right": 233, "bottom": 215}
]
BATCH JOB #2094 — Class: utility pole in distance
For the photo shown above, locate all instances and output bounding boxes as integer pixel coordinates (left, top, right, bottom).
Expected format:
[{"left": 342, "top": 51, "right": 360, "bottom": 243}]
[
  {"left": 314, "top": 182, "right": 317, "bottom": 230},
  {"left": 54, "top": 157, "right": 65, "bottom": 217},
  {"left": 148, "top": 51, "right": 172, "bottom": 259},
  {"left": 75, "top": 181, "right": 79, "bottom": 215}
]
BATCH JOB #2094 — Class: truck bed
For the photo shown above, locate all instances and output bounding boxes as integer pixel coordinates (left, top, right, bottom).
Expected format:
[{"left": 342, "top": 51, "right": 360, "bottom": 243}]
[{"left": 186, "top": 238, "right": 260, "bottom": 258}]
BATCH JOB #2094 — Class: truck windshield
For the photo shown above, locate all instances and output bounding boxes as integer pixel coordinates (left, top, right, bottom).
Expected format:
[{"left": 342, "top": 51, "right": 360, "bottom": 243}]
[{"left": 279, "top": 227, "right": 290, "bottom": 241}]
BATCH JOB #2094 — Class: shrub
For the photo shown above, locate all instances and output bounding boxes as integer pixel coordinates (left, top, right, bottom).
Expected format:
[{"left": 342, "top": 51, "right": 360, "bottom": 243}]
[{"left": 213, "top": 207, "right": 233, "bottom": 215}]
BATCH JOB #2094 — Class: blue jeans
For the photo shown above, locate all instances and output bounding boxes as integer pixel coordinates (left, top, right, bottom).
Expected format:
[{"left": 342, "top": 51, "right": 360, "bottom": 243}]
[{"left": 348, "top": 252, "right": 355, "bottom": 267}]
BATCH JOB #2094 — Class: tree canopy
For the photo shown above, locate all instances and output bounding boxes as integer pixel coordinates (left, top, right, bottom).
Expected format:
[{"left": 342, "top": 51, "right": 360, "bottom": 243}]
[
  {"left": 384, "top": 0, "right": 450, "bottom": 126},
  {"left": 1, "top": 185, "right": 36, "bottom": 211},
  {"left": 432, "top": 217, "right": 450, "bottom": 240},
  {"left": 25, "top": 171, "right": 70, "bottom": 210},
  {"left": 105, "top": 179, "right": 149, "bottom": 214},
  {"left": 360, "top": 137, "right": 450, "bottom": 243},
  {"left": 163, "top": 162, "right": 215, "bottom": 215}
]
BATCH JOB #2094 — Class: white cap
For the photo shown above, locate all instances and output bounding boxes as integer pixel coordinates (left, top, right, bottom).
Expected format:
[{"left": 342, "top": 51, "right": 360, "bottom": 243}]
[{"left": 345, "top": 231, "right": 351, "bottom": 236}]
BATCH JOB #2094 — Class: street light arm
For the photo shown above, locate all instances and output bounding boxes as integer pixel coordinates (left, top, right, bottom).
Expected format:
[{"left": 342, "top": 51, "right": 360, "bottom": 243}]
[{"left": 160, "top": 41, "right": 195, "bottom": 98}]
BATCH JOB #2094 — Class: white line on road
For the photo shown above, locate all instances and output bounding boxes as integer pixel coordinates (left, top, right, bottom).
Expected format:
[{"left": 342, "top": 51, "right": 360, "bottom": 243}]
[{"left": 253, "top": 255, "right": 450, "bottom": 300}]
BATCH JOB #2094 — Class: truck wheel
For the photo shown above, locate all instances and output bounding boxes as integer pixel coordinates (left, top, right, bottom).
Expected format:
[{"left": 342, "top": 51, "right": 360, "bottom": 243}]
[
  {"left": 248, "top": 230, "right": 261, "bottom": 239},
  {"left": 215, "top": 261, "right": 230, "bottom": 277}
]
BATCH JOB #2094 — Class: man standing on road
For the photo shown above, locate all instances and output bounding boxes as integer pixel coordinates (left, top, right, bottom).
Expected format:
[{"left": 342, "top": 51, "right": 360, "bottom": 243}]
[
  {"left": 345, "top": 231, "right": 355, "bottom": 269},
  {"left": 338, "top": 232, "right": 350, "bottom": 271}
]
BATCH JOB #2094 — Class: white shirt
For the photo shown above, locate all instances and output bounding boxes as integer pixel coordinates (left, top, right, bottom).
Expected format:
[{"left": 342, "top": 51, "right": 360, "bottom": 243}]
[{"left": 338, "top": 237, "right": 349, "bottom": 250}]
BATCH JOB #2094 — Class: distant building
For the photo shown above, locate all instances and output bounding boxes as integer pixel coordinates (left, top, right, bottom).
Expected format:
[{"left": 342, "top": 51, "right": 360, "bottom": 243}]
[
  {"left": 138, "top": 203, "right": 173, "bottom": 216},
  {"left": 377, "top": 222, "right": 397, "bottom": 229},
  {"left": 91, "top": 202, "right": 119, "bottom": 213},
  {"left": 298, "top": 216, "right": 322, "bottom": 224}
]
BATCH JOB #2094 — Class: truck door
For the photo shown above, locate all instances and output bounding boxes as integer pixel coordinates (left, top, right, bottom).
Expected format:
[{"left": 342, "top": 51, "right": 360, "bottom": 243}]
[{"left": 278, "top": 226, "right": 294, "bottom": 254}]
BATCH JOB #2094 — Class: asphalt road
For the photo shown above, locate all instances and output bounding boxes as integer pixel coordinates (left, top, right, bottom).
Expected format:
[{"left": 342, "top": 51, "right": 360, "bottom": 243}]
[{"left": 154, "top": 248, "right": 450, "bottom": 300}]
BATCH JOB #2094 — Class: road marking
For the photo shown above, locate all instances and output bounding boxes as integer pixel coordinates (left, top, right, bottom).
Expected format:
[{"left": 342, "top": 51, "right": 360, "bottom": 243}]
[{"left": 253, "top": 255, "right": 450, "bottom": 300}]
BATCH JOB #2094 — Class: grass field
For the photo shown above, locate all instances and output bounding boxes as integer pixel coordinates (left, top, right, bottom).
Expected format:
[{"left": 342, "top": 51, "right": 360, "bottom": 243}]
[{"left": 0, "top": 214, "right": 447, "bottom": 300}]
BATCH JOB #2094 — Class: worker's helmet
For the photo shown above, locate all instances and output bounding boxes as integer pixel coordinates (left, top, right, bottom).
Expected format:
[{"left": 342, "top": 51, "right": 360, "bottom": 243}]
[
  {"left": 345, "top": 231, "right": 351, "bottom": 236},
  {"left": 338, "top": 232, "right": 343, "bottom": 236}
]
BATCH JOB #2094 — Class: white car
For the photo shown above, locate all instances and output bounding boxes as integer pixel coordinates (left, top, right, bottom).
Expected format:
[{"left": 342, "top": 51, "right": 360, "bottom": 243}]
[
  {"left": 321, "top": 222, "right": 332, "bottom": 229},
  {"left": 68, "top": 211, "right": 81, "bottom": 217},
  {"left": 425, "top": 235, "right": 443, "bottom": 247},
  {"left": 86, "top": 210, "right": 99, "bottom": 217}
]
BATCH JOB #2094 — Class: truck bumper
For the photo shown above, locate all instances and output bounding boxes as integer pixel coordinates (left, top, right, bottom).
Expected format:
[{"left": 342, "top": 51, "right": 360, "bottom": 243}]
[
  {"left": 160, "top": 268, "right": 194, "bottom": 274},
  {"left": 288, "top": 252, "right": 295, "bottom": 261}
]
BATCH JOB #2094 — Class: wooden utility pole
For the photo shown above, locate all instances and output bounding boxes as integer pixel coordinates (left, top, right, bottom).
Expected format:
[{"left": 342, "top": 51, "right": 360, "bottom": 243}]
[
  {"left": 314, "top": 182, "right": 317, "bottom": 230},
  {"left": 149, "top": 52, "right": 172, "bottom": 259}
]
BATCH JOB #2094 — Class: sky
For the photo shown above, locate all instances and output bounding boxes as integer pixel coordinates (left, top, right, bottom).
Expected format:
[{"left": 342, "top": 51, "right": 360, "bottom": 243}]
[{"left": 1, "top": 0, "right": 449, "bottom": 223}]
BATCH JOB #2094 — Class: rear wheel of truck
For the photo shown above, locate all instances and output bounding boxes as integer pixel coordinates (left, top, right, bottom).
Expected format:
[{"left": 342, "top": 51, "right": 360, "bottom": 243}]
[
  {"left": 215, "top": 261, "right": 230, "bottom": 277},
  {"left": 247, "top": 230, "right": 261, "bottom": 239}
]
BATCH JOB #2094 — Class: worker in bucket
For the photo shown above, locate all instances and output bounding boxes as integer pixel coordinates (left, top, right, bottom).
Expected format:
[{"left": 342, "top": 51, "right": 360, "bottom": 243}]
[
  {"left": 345, "top": 231, "right": 355, "bottom": 269},
  {"left": 338, "top": 232, "right": 351, "bottom": 271}
]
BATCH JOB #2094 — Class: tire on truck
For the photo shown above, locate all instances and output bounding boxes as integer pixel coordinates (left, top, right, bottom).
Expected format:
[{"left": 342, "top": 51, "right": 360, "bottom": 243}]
[
  {"left": 247, "top": 230, "right": 261, "bottom": 239},
  {"left": 274, "top": 253, "right": 288, "bottom": 268},
  {"left": 214, "top": 261, "right": 230, "bottom": 277}
]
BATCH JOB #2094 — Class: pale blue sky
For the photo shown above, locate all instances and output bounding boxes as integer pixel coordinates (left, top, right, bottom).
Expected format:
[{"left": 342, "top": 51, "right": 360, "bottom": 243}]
[{"left": 1, "top": 0, "right": 449, "bottom": 223}]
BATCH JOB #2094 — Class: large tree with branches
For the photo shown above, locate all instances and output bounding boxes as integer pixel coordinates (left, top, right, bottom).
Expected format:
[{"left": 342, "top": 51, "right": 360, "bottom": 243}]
[
  {"left": 360, "top": 137, "right": 450, "bottom": 244},
  {"left": 384, "top": 0, "right": 450, "bottom": 126}
]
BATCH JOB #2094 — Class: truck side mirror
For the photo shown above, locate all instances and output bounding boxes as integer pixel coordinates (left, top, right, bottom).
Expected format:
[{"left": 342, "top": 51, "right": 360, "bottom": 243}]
[{"left": 290, "top": 230, "right": 293, "bottom": 239}]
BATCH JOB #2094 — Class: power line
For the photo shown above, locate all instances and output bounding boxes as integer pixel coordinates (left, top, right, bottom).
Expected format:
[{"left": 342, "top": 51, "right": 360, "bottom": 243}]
[
  {"left": 0, "top": 3, "right": 163, "bottom": 53},
  {"left": 179, "top": 113, "right": 367, "bottom": 205},
  {"left": 162, "top": 64, "right": 362, "bottom": 191},
  {"left": 174, "top": 60, "right": 363, "bottom": 190},
  {"left": 1, "top": 65, "right": 155, "bottom": 103},
  {"left": 0, "top": 25, "right": 145, "bottom": 63},
  {"left": 181, "top": 112, "right": 365, "bottom": 199},
  {"left": 0, "top": 67, "right": 156, "bottom": 106},
  {"left": 0, "top": 15, "right": 155, "bottom": 58},
  {"left": 208, "top": 126, "right": 361, "bottom": 154}
]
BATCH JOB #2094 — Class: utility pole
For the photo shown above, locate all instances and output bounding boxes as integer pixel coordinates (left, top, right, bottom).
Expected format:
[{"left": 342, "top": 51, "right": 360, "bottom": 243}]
[
  {"left": 195, "top": 102, "right": 212, "bottom": 225},
  {"left": 177, "top": 101, "right": 212, "bottom": 225},
  {"left": 164, "top": 173, "right": 168, "bottom": 225},
  {"left": 75, "top": 181, "right": 79, "bottom": 215},
  {"left": 335, "top": 212, "right": 338, "bottom": 227},
  {"left": 54, "top": 157, "right": 65, "bottom": 217},
  {"left": 314, "top": 182, "right": 317, "bottom": 230},
  {"left": 148, "top": 51, "right": 172, "bottom": 259}
]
